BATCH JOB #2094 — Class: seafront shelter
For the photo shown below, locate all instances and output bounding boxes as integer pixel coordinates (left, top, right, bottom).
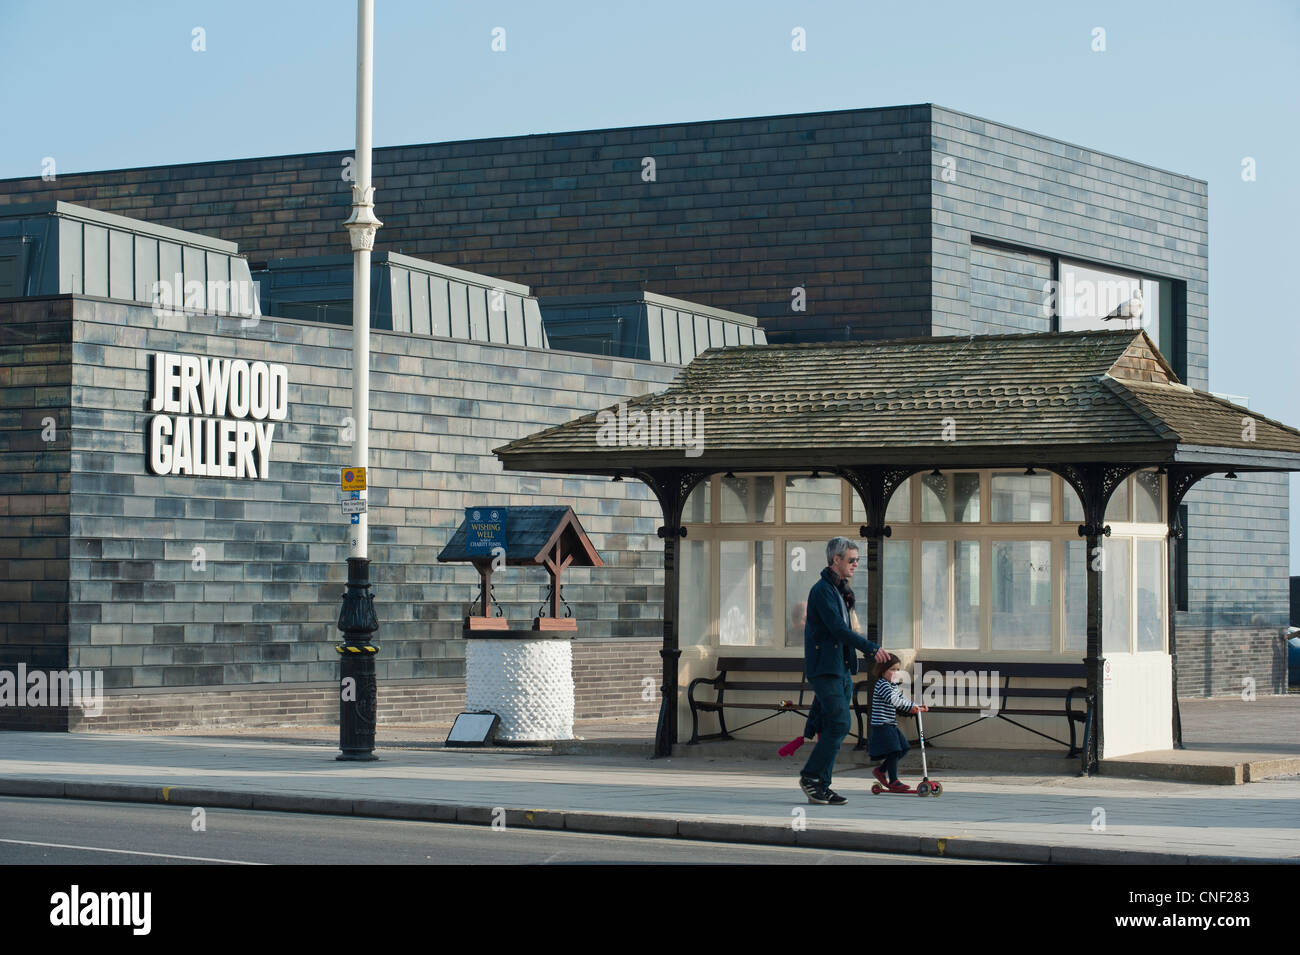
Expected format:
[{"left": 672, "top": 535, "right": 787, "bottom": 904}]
[{"left": 496, "top": 329, "right": 1300, "bottom": 771}]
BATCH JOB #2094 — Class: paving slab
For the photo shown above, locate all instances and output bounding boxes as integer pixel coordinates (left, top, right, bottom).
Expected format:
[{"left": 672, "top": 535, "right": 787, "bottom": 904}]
[{"left": 0, "top": 731, "right": 1295, "bottom": 864}]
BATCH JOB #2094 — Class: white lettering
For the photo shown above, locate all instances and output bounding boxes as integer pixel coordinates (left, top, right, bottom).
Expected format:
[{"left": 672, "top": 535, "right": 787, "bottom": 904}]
[
  {"left": 235, "top": 421, "right": 256, "bottom": 478},
  {"left": 228, "top": 361, "right": 250, "bottom": 418},
  {"left": 148, "top": 415, "right": 172, "bottom": 475},
  {"left": 249, "top": 361, "right": 269, "bottom": 420}
]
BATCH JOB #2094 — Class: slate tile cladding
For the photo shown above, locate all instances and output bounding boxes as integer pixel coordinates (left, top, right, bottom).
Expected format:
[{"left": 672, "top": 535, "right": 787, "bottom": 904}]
[
  {"left": 26, "top": 295, "right": 679, "bottom": 696},
  {"left": 0, "top": 298, "right": 73, "bottom": 671},
  {"left": 931, "top": 104, "right": 1208, "bottom": 392},
  {"left": 0, "top": 104, "right": 938, "bottom": 344}
]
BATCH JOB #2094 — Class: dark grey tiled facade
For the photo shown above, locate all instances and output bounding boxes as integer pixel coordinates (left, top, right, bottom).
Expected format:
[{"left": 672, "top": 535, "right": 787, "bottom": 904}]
[
  {"left": 3, "top": 296, "right": 677, "bottom": 695},
  {"left": 0, "top": 299, "right": 72, "bottom": 677},
  {"left": 0, "top": 102, "right": 1289, "bottom": 697}
]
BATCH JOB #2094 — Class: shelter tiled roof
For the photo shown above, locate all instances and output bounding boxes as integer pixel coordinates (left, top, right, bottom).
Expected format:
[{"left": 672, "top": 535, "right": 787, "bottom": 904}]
[{"left": 495, "top": 330, "right": 1300, "bottom": 472}]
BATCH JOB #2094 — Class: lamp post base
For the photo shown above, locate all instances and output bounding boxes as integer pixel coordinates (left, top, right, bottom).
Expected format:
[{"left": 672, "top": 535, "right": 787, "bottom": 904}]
[{"left": 337, "top": 556, "right": 379, "bottom": 760}]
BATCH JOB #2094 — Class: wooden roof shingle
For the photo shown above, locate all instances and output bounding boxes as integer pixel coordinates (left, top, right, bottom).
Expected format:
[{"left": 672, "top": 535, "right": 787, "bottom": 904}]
[{"left": 494, "top": 330, "right": 1300, "bottom": 473}]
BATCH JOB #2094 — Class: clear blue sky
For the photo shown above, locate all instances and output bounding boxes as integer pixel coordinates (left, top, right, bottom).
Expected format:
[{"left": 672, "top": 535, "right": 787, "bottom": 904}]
[{"left": 3, "top": 0, "right": 1297, "bottom": 570}]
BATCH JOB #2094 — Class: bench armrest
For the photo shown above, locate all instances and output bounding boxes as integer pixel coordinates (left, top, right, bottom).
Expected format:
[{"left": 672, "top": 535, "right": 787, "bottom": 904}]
[
  {"left": 1065, "top": 685, "right": 1090, "bottom": 718},
  {"left": 687, "top": 673, "right": 724, "bottom": 708}
]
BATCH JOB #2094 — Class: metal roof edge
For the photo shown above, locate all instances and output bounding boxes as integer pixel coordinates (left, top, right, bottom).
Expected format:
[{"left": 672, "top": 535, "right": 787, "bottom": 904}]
[{"left": 0, "top": 200, "right": 241, "bottom": 254}]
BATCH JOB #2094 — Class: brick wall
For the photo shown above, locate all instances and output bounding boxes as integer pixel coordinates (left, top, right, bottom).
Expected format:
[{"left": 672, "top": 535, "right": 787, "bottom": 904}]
[
  {"left": 572, "top": 638, "right": 660, "bottom": 720},
  {"left": 1175, "top": 626, "right": 1289, "bottom": 697},
  {"left": 60, "top": 638, "right": 660, "bottom": 732}
]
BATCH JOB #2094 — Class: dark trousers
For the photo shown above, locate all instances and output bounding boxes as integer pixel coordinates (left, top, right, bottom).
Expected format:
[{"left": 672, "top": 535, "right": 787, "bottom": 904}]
[
  {"left": 799, "top": 672, "right": 851, "bottom": 786},
  {"left": 878, "top": 750, "right": 903, "bottom": 783}
]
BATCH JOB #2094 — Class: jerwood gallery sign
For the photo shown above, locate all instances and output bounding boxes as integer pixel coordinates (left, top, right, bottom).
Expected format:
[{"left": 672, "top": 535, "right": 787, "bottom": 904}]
[{"left": 146, "top": 352, "right": 288, "bottom": 479}]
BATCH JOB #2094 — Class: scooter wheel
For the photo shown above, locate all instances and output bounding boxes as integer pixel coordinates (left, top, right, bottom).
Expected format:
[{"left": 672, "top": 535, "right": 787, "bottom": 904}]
[
  {"left": 917, "top": 782, "right": 931, "bottom": 796},
  {"left": 871, "top": 783, "right": 883, "bottom": 795},
  {"left": 931, "top": 782, "right": 943, "bottom": 796}
]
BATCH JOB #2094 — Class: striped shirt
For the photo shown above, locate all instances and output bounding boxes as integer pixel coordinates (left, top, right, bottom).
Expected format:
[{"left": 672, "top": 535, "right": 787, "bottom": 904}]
[{"left": 870, "top": 678, "right": 916, "bottom": 727}]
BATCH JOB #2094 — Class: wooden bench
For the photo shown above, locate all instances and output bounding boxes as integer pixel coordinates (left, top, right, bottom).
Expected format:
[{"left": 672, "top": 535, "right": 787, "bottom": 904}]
[
  {"left": 687, "top": 657, "right": 874, "bottom": 745},
  {"left": 853, "top": 660, "right": 1090, "bottom": 757}
]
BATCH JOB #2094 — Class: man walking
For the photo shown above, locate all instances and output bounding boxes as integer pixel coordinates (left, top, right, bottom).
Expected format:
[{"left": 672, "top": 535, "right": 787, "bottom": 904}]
[{"left": 799, "top": 536, "right": 890, "bottom": 805}]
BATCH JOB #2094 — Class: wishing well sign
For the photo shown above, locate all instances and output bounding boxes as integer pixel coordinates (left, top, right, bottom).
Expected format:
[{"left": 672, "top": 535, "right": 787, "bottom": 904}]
[{"left": 146, "top": 352, "right": 287, "bottom": 479}]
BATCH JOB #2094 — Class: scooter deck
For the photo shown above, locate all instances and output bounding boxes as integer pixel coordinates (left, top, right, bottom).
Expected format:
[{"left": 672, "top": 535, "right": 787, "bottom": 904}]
[{"left": 870, "top": 782, "right": 943, "bottom": 796}]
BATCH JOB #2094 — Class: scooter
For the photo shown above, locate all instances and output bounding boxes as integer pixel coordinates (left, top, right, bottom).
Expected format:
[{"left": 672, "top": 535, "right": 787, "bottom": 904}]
[{"left": 870, "top": 707, "right": 943, "bottom": 796}]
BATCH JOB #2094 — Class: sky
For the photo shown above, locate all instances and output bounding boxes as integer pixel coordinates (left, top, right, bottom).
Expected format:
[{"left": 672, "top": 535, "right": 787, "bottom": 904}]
[{"left": 2, "top": 0, "right": 1298, "bottom": 570}]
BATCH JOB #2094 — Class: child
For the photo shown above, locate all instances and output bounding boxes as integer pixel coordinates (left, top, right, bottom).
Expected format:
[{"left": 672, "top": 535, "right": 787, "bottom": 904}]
[{"left": 868, "top": 653, "right": 927, "bottom": 791}]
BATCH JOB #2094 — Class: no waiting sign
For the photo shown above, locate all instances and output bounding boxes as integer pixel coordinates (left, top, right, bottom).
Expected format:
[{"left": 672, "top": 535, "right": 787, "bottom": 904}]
[{"left": 341, "top": 467, "right": 367, "bottom": 491}]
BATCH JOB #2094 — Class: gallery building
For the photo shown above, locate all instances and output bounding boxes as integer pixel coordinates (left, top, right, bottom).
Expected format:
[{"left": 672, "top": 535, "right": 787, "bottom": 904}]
[{"left": 0, "top": 104, "right": 1292, "bottom": 751}]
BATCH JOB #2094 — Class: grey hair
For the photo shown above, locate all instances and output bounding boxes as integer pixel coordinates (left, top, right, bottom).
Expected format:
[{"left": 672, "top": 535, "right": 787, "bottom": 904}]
[{"left": 826, "top": 537, "right": 859, "bottom": 565}]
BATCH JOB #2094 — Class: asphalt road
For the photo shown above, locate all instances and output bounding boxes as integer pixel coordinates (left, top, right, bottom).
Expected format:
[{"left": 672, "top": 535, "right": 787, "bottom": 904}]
[{"left": 0, "top": 796, "right": 1008, "bottom": 865}]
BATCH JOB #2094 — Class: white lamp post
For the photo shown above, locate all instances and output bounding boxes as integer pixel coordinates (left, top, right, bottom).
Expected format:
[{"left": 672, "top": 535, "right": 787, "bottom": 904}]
[{"left": 337, "top": 0, "right": 382, "bottom": 761}]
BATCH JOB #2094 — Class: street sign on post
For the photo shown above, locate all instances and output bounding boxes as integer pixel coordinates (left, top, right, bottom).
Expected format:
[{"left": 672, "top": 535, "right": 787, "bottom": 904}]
[{"left": 341, "top": 467, "right": 367, "bottom": 491}]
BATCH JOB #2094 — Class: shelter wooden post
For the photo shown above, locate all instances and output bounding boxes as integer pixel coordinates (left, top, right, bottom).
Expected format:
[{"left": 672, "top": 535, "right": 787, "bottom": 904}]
[
  {"left": 634, "top": 468, "right": 710, "bottom": 758},
  {"left": 1055, "top": 463, "right": 1137, "bottom": 775}
]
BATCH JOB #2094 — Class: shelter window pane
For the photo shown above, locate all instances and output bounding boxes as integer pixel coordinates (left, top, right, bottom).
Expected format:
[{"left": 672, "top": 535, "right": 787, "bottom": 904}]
[
  {"left": 921, "top": 472, "right": 980, "bottom": 522},
  {"left": 682, "top": 480, "right": 710, "bottom": 523},
  {"left": 720, "top": 540, "right": 774, "bottom": 647},
  {"left": 884, "top": 539, "right": 912, "bottom": 648},
  {"left": 955, "top": 541, "right": 980, "bottom": 649},
  {"left": 1105, "top": 477, "right": 1131, "bottom": 523},
  {"left": 1064, "top": 482, "right": 1084, "bottom": 524},
  {"left": 1135, "top": 539, "right": 1164, "bottom": 651},
  {"left": 680, "top": 541, "right": 710, "bottom": 647},
  {"left": 921, "top": 542, "right": 950, "bottom": 648},
  {"left": 1103, "top": 538, "right": 1131, "bottom": 653},
  {"left": 786, "top": 540, "right": 855, "bottom": 647},
  {"left": 1134, "top": 471, "right": 1162, "bottom": 524},
  {"left": 859, "top": 477, "right": 912, "bottom": 524},
  {"left": 1065, "top": 540, "right": 1086, "bottom": 652},
  {"left": 784, "top": 474, "right": 842, "bottom": 523},
  {"left": 721, "top": 475, "right": 774, "bottom": 523},
  {"left": 992, "top": 540, "right": 1052, "bottom": 650},
  {"left": 991, "top": 473, "right": 1051, "bottom": 522}
]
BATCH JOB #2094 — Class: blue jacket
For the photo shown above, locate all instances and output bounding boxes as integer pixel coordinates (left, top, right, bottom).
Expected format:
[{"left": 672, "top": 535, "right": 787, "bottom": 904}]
[{"left": 804, "top": 566, "right": 880, "bottom": 678}]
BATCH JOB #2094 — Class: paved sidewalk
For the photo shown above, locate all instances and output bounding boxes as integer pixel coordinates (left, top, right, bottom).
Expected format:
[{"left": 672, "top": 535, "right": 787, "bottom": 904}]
[{"left": 1, "top": 731, "right": 1295, "bottom": 864}]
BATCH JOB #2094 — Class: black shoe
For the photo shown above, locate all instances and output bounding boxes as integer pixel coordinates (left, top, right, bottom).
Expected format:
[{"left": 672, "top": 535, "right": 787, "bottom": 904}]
[
  {"left": 800, "top": 775, "right": 829, "bottom": 804},
  {"left": 823, "top": 786, "right": 848, "bottom": 805}
]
